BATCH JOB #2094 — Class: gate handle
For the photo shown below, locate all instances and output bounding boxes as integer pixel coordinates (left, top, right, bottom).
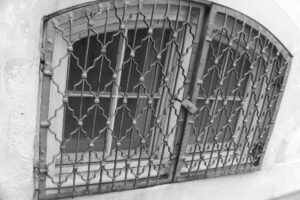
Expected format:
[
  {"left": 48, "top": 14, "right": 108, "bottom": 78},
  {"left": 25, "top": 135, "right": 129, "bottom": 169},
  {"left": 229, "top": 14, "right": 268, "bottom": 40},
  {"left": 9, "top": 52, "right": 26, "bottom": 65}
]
[{"left": 181, "top": 99, "right": 198, "bottom": 114}]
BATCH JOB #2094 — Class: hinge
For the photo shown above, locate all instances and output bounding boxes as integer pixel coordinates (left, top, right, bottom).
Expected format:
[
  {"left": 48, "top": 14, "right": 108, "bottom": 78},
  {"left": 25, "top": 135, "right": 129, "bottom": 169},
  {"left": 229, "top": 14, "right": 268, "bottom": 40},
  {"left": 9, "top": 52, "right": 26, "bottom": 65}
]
[{"left": 181, "top": 99, "right": 198, "bottom": 114}]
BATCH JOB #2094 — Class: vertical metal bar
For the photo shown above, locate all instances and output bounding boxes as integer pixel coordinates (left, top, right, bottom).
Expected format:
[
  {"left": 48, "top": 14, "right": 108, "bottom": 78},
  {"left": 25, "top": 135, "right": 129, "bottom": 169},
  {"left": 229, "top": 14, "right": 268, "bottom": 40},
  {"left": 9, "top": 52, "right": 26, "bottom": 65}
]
[
  {"left": 38, "top": 19, "right": 56, "bottom": 199},
  {"left": 173, "top": 4, "right": 212, "bottom": 181},
  {"left": 146, "top": 1, "right": 171, "bottom": 185},
  {"left": 256, "top": 56, "right": 291, "bottom": 170},
  {"left": 106, "top": 31, "right": 127, "bottom": 154},
  {"left": 58, "top": 14, "right": 74, "bottom": 196}
]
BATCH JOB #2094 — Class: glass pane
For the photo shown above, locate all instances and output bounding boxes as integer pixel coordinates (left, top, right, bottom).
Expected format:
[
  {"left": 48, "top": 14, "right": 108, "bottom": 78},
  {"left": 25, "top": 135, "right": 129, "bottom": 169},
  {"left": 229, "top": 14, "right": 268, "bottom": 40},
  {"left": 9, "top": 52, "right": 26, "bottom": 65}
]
[
  {"left": 120, "top": 28, "right": 170, "bottom": 94},
  {"left": 68, "top": 31, "right": 120, "bottom": 92},
  {"left": 188, "top": 99, "right": 241, "bottom": 145},
  {"left": 64, "top": 97, "right": 110, "bottom": 153},
  {"left": 111, "top": 98, "right": 159, "bottom": 151}
]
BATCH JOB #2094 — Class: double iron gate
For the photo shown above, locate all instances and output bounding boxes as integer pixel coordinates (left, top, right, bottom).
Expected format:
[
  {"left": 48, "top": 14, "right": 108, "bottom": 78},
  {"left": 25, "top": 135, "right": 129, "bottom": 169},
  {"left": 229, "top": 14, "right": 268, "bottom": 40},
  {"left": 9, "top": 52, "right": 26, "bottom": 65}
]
[{"left": 37, "top": 0, "right": 292, "bottom": 199}]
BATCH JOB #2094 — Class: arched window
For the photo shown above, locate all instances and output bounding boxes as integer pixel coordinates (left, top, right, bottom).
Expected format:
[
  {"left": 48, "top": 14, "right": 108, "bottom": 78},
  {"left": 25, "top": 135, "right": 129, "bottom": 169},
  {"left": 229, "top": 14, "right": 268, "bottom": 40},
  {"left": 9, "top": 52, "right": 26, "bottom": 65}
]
[{"left": 37, "top": 1, "right": 292, "bottom": 199}]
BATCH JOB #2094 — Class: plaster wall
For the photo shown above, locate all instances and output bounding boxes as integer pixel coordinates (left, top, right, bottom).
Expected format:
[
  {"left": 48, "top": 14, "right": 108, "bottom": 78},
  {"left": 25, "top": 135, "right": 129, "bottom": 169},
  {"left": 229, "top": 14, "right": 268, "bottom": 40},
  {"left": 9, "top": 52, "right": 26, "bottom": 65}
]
[{"left": 0, "top": 0, "right": 299, "bottom": 200}]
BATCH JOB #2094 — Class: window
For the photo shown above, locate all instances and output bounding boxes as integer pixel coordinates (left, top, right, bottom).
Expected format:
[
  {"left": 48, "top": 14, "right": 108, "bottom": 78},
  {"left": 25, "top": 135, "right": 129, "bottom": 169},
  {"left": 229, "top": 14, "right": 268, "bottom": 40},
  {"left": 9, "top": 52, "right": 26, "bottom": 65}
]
[{"left": 37, "top": 1, "right": 292, "bottom": 199}]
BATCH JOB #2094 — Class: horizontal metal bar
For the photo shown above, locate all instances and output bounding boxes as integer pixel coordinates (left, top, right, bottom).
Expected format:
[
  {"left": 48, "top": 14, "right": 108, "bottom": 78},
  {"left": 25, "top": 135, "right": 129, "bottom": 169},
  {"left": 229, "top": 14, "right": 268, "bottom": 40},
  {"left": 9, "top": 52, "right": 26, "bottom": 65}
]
[{"left": 66, "top": 91, "right": 162, "bottom": 99}]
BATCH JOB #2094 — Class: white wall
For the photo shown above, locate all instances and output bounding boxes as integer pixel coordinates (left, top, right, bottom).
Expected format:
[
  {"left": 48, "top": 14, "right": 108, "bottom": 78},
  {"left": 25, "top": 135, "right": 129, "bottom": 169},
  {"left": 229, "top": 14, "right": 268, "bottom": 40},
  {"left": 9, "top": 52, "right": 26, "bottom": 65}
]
[{"left": 0, "top": 0, "right": 300, "bottom": 200}]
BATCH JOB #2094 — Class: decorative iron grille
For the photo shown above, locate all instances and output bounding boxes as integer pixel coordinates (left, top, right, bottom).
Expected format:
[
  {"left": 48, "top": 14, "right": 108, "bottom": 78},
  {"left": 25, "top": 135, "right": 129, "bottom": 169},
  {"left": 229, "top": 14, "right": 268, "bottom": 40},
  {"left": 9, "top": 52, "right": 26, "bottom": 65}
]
[{"left": 37, "top": 1, "right": 292, "bottom": 199}]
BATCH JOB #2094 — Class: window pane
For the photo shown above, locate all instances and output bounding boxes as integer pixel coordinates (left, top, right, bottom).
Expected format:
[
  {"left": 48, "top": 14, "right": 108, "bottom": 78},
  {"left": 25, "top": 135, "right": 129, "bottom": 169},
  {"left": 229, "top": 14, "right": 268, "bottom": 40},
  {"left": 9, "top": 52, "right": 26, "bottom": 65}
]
[
  {"left": 188, "top": 99, "right": 241, "bottom": 145},
  {"left": 64, "top": 97, "right": 110, "bottom": 153},
  {"left": 111, "top": 98, "right": 159, "bottom": 151},
  {"left": 120, "top": 28, "right": 170, "bottom": 94},
  {"left": 68, "top": 32, "right": 119, "bottom": 92}
]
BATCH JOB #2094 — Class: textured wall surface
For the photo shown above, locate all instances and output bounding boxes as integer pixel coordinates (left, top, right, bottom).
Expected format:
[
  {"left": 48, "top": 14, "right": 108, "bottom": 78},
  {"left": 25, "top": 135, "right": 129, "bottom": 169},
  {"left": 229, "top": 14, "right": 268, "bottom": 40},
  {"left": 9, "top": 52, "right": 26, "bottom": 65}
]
[{"left": 0, "top": 0, "right": 299, "bottom": 200}]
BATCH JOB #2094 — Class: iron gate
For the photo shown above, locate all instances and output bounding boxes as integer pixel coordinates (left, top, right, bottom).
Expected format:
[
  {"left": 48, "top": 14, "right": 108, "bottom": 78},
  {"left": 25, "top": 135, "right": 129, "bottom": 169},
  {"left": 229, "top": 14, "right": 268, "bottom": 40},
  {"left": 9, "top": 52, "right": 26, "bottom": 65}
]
[{"left": 37, "top": 1, "right": 292, "bottom": 199}]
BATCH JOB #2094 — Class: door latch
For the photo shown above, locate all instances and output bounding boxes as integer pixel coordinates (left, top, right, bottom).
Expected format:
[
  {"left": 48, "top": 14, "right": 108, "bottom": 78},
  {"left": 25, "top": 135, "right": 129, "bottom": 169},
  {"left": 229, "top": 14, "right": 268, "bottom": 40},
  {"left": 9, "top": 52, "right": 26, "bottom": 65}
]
[{"left": 181, "top": 99, "right": 198, "bottom": 114}]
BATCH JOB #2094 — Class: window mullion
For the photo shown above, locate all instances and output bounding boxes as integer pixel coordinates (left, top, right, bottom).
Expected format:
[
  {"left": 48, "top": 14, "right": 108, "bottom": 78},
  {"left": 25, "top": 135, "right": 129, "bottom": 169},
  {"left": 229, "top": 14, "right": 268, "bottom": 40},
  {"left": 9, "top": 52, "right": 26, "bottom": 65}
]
[{"left": 106, "top": 29, "right": 128, "bottom": 154}]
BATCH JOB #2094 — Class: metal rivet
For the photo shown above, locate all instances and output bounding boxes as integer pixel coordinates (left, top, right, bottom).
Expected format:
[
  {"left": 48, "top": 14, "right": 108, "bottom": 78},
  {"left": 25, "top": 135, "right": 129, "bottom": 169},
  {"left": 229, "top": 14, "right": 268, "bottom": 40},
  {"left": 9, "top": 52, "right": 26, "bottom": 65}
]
[
  {"left": 43, "top": 69, "right": 53, "bottom": 76},
  {"left": 236, "top": 83, "right": 241, "bottom": 87},
  {"left": 123, "top": 97, "right": 127, "bottom": 104},
  {"left": 40, "top": 121, "right": 50, "bottom": 128},
  {"left": 148, "top": 99, "right": 153, "bottom": 105},
  {"left": 278, "top": 71, "right": 282, "bottom": 75},
  {"left": 163, "top": 137, "right": 168, "bottom": 143},
  {"left": 89, "top": 142, "right": 94, "bottom": 148},
  {"left": 223, "top": 101, "right": 227, "bottom": 106},
  {"left": 265, "top": 69, "right": 269, "bottom": 73},
  {"left": 139, "top": 76, "right": 144, "bottom": 82},
  {"left": 172, "top": 32, "right": 177, "bottom": 38},
  {"left": 266, "top": 87, "right": 271, "bottom": 92},
  {"left": 279, "top": 88, "right": 284, "bottom": 92},
  {"left": 94, "top": 97, "right": 99, "bottom": 104},
  {"left": 210, "top": 119, "right": 214, "bottom": 124},
  {"left": 88, "top": 20, "right": 94, "bottom": 27},
  {"left": 250, "top": 65, "right": 254, "bottom": 70},
  {"left": 243, "top": 119, "right": 247, "bottom": 123},
  {"left": 260, "top": 135, "right": 264, "bottom": 139},
  {"left": 276, "top": 51, "right": 280, "bottom": 56},
  {"left": 228, "top": 42, "right": 233, "bottom": 47},
  {"left": 60, "top": 145, "right": 65, "bottom": 150},
  {"left": 196, "top": 137, "right": 201, "bottom": 142},
  {"left": 63, "top": 96, "right": 68, "bottom": 103},
  {"left": 141, "top": 139, "right": 146, "bottom": 144},
  {"left": 188, "top": 120, "right": 195, "bottom": 124},
  {"left": 214, "top": 59, "right": 218, "bottom": 65},
  {"left": 197, "top": 79, "right": 203, "bottom": 85},
  {"left": 130, "top": 50, "right": 135, "bottom": 58},
  {"left": 78, "top": 120, "right": 83, "bottom": 127},
  {"left": 148, "top": 28, "right": 153, "bottom": 35},
  {"left": 214, "top": 136, "right": 219, "bottom": 141},
  {"left": 256, "top": 103, "right": 260, "bottom": 107},
  {"left": 246, "top": 45, "right": 250, "bottom": 50},
  {"left": 112, "top": 73, "right": 117, "bottom": 80},
  {"left": 156, "top": 119, "right": 161, "bottom": 124},
  {"left": 241, "top": 101, "right": 246, "bottom": 106},
  {"left": 101, "top": 47, "right": 106, "bottom": 54},
  {"left": 261, "top": 49, "right": 265, "bottom": 54},
  {"left": 68, "top": 12, "right": 74, "bottom": 19},
  {"left": 132, "top": 120, "right": 137, "bottom": 125},
  {"left": 205, "top": 36, "right": 212, "bottom": 42},
  {"left": 81, "top": 71, "right": 87, "bottom": 79},
  {"left": 116, "top": 141, "right": 121, "bottom": 147},
  {"left": 67, "top": 46, "right": 73, "bottom": 53},
  {"left": 252, "top": 84, "right": 257, "bottom": 89},
  {"left": 120, "top": 23, "right": 126, "bottom": 30},
  {"left": 126, "top": 159, "right": 130, "bottom": 166},
  {"left": 268, "top": 104, "right": 272, "bottom": 108},
  {"left": 164, "top": 77, "right": 169, "bottom": 83},
  {"left": 219, "top": 81, "right": 223, "bottom": 86},
  {"left": 205, "top": 100, "right": 209, "bottom": 105},
  {"left": 233, "top": 62, "right": 237, "bottom": 67},
  {"left": 156, "top": 54, "right": 161, "bottom": 60},
  {"left": 106, "top": 120, "right": 111, "bottom": 126},
  {"left": 227, "top": 119, "right": 232, "bottom": 123}
]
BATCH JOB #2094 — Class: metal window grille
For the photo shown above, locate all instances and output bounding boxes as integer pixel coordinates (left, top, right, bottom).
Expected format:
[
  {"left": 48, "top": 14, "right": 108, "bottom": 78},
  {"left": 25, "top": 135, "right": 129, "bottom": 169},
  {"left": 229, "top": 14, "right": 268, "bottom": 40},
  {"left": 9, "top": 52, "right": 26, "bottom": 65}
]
[{"left": 37, "top": 1, "right": 292, "bottom": 199}]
